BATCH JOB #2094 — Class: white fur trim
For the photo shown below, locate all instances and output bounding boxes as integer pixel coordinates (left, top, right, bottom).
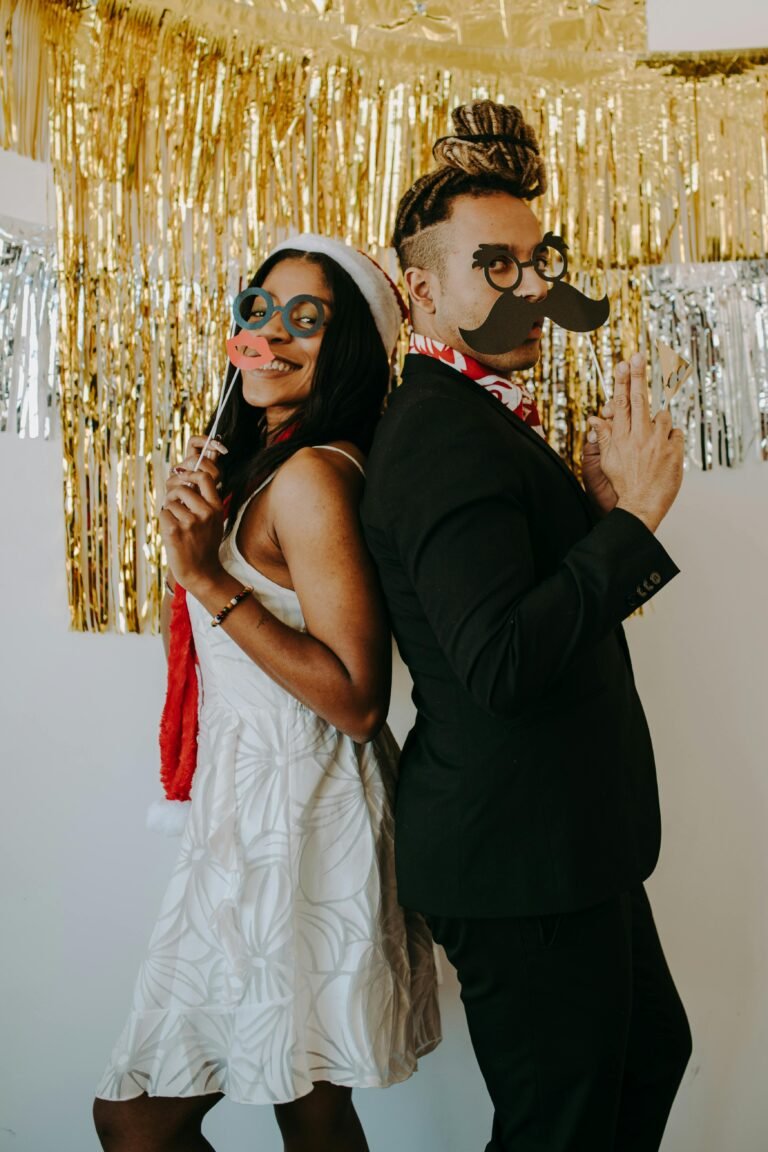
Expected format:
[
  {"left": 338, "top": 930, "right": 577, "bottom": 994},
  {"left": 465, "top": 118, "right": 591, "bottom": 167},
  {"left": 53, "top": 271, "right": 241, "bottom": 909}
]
[
  {"left": 146, "top": 798, "right": 190, "bottom": 836},
  {"left": 271, "top": 233, "right": 403, "bottom": 356}
]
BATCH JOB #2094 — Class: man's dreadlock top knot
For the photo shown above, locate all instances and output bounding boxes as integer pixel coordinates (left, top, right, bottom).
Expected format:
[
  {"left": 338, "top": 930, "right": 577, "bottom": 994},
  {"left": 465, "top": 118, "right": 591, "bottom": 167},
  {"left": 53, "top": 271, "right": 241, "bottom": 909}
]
[
  {"left": 432, "top": 100, "right": 546, "bottom": 195},
  {"left": 393, "top": 100, "right": 546, "bottom": 271}
]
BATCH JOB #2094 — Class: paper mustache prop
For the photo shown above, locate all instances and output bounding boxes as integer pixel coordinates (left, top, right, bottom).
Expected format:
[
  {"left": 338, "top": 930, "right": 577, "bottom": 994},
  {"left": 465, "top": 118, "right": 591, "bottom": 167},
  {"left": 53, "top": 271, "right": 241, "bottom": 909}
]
[{"left": 459, "top": 233, "right": 610, "bottom": 355}]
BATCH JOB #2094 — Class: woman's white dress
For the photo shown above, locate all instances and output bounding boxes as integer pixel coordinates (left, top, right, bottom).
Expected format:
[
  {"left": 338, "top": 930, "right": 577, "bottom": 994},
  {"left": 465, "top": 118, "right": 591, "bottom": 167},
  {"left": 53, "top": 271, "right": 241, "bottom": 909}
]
[{"left": 96, "top": 462, "right": 441, "bottom": 1104}]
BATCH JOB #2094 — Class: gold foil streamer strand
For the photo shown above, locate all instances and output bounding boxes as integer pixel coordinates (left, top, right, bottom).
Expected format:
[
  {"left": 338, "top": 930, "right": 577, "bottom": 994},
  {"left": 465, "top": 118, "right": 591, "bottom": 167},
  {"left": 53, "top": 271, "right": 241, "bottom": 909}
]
[{"left": 0, "top": 0, "right": 48, "bottom": 157}]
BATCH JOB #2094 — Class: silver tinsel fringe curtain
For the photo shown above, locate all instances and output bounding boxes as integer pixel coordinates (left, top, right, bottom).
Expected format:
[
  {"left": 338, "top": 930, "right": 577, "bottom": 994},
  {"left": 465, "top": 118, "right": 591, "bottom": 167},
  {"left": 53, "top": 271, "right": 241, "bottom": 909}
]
[
  {"left": 0, "top": 217, "right": 58, "bottom": 439},
  {"left": 645, "top": 261, "right": 768, "bottom": 470}
]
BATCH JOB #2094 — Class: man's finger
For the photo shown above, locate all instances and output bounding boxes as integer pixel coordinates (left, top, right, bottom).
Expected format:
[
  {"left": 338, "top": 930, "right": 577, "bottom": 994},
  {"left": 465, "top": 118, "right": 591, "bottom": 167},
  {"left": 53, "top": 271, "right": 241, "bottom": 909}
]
[
  {"left": 653, "top": 409, "right": 673, "bottom": 436},
  {"left": 587, "top": 415, "right": 613, "bottom": 447},
  {"left": 629, "top": 352, "right": 652, "bottom": 432},
  {"left": 610, "top": 362, "right": 631, "bottom": 435}
]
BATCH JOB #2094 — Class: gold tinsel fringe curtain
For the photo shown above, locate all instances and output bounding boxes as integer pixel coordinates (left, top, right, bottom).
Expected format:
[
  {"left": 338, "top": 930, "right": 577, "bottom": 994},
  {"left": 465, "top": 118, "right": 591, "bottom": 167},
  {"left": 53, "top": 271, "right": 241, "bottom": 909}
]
[{"left": 1, "top": 0, "right": 767, "bottom": 631}]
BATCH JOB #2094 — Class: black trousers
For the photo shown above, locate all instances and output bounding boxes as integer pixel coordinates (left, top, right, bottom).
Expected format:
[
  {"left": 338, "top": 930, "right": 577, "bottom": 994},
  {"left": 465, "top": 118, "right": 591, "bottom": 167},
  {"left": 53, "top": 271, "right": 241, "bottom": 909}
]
[{"left": 426, "top": 886, "right": 691, "bottom": 1152}]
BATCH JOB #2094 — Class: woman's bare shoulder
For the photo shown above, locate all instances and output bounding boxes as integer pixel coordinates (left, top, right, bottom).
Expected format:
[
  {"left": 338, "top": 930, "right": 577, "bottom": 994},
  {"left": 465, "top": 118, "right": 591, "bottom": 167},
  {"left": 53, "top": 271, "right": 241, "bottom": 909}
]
[{"left": 271, "top": 443, "right": 365, "bottom": 505}]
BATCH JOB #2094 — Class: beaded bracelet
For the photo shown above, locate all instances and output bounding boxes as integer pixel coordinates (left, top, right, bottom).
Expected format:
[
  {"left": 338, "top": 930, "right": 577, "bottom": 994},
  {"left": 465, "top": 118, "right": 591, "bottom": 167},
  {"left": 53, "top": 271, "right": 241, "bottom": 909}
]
[{"left": 211, "top": 585, "right": 254, "bottom": 628}]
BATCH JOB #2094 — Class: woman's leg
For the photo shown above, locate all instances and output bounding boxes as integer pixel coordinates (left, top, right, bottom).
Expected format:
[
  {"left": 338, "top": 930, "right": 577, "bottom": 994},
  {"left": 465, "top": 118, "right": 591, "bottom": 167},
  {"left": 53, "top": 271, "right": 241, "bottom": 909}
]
[
  {"left": 274, "top": 1082, "right": 369, "bottom": 1152},
  {"left": 93, "top": 1092, "right": 223, "bottom": 1152}
]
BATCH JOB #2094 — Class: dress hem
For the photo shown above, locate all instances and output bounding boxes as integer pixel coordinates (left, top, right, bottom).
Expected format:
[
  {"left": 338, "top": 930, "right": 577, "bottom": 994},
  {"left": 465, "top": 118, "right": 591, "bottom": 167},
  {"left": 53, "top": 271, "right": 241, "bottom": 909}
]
[{"left": 94, "top": 1036, "right": 442, "bottom": 1107}]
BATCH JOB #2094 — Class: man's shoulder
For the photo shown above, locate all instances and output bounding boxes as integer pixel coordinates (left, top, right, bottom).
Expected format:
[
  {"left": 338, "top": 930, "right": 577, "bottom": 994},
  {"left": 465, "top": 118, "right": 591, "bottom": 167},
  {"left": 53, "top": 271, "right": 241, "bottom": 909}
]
[
  {"left": 397, "top": 352, "right": 485, "bottom": 400},
  {"left": 369, "top": 378, "right": 483, "bottom": 477},
  {"left": 375, "top": 357, "right": 496, "bottom": 441},
  {"left": 363, "top": 361, "right": 526, "bottom": 527}
]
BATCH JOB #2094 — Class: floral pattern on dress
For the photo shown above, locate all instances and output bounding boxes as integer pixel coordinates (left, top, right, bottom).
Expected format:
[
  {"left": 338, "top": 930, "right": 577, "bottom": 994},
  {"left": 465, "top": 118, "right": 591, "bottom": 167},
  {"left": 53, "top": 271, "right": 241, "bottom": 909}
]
[{"left": 96, "top": 489, "right": 441, "bottom": 1105}]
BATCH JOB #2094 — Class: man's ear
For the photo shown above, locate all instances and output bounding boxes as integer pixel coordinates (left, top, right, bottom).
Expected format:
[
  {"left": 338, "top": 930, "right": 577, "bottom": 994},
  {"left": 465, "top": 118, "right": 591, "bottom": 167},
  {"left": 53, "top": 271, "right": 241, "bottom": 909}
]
[{"left": 404, "top": 266, "right": 437, "bottom": 316}]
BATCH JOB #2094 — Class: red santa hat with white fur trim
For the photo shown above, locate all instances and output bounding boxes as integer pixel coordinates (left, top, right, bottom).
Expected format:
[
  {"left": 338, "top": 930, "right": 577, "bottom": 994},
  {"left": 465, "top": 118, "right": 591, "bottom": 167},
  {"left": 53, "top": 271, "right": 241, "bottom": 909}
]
[{"left": 271, "top": 233, "right": 407, "bottom": 356}]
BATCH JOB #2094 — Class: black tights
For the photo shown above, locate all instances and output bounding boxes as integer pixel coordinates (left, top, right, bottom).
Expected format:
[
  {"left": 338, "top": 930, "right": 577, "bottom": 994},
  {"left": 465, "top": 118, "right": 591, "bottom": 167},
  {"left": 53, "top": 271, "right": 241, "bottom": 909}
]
[{"left": 93, "top": 1082, "right": 370, "bottom": 1152}]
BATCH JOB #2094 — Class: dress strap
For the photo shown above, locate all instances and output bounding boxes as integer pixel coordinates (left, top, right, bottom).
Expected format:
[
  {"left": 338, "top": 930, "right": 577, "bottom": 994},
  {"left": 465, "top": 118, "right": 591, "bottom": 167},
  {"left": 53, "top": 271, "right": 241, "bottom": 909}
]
[
  {"left": 228, "top": 470, "right": 277, "bottom": 532},
  {"left": 250, "top": 470, "right": 279, "bottom": 497},
  {"left": 313, "top": 444, "right": 366, "bottom": 477}
]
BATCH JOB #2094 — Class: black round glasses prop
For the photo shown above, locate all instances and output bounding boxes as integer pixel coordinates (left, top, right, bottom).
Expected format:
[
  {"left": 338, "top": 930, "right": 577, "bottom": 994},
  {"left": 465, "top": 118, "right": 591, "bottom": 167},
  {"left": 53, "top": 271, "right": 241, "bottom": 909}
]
[
  {"left": 233, "top": 287, "right": 326, "bottom": 339},
  {"left": 472, "top": 232, "right": 569, "bottom": 294}
]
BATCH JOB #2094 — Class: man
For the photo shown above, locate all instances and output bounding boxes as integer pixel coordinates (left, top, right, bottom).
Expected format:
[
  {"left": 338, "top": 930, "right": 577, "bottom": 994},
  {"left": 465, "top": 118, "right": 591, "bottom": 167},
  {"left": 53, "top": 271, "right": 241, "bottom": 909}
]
[{"left": 361, "top": 100, "right": 692, "bottom": 1151}]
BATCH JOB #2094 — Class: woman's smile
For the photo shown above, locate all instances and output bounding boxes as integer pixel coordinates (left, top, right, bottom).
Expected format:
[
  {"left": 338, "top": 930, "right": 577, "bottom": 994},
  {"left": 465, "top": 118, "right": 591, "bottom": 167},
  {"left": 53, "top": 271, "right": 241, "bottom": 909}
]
[
  {"left": 246, "top": 356, "right": 299, "bottom": 374},
  {"left": 238, "top": 258, "right": 332, "bottom": 426}
]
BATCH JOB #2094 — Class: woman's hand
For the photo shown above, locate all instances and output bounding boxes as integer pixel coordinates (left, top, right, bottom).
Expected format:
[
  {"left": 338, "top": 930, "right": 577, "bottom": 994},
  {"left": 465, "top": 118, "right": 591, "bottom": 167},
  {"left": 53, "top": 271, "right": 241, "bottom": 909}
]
[
  {"left": 160, "top": 437, "right": 228, "bottom": 595},
  {"left": 178, "top": 435, "right": 228, "bottom": 477}
]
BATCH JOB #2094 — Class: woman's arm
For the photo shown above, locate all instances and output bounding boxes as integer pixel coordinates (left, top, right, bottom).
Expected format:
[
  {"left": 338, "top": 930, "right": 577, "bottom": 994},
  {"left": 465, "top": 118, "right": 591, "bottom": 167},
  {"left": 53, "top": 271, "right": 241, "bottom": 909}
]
[{"left": 160, "top": 449, "right": 391, "bottom": 742}]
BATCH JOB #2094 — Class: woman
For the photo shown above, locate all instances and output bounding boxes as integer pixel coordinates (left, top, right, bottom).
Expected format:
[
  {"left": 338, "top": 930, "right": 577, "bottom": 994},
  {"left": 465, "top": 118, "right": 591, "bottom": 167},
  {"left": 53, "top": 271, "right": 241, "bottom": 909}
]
[{"left": 93, "top": 236, "right": 441, "bottom": 1152}]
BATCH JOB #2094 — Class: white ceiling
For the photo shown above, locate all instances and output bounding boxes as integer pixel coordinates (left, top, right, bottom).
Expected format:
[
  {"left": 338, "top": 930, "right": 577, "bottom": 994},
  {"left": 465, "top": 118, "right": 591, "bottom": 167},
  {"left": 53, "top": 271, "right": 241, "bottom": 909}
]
[{"left": 646, "top": 0, "right": 767, "bottom": 51}]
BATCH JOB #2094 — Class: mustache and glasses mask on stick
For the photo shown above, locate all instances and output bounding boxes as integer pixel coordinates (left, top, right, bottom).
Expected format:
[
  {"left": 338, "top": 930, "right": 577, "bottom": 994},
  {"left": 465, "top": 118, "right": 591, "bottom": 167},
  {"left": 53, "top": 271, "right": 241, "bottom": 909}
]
[
  {"left": 459, "top": 233, "right": 611, "bottom": 355},
  {"left": 193, "top": 287, "right": 326, "bottom": 469},
  {"left": 459, "top": 233, "right": 692, "bottom": 410}
]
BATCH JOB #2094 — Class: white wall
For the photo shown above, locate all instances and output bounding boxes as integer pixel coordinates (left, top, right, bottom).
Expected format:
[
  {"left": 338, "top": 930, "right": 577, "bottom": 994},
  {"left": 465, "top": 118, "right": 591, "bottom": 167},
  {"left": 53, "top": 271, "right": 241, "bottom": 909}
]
[
  {"left": 0, "top": 148, "right": 55, "bottom": 228},
  {"left": 2, "top": 6, "right": 768, "bottom": 1148},
  {"left": 3, "top": 428, "right": 768, "bottom": 1152}
]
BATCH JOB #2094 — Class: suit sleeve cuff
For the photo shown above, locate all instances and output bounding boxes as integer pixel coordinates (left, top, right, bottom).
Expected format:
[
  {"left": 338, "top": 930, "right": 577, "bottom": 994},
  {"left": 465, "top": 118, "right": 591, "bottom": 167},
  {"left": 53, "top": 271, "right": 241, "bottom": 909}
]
[{"left": 566, "top": 505, "right": 681, "bottom": 624}]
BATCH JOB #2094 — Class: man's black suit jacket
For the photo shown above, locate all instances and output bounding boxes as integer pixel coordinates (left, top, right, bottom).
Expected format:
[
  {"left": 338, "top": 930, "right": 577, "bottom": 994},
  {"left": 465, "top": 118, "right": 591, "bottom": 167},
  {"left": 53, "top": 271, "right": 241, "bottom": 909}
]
[{"left": 361, "top": 353, "right": 680, "bottom": 918}]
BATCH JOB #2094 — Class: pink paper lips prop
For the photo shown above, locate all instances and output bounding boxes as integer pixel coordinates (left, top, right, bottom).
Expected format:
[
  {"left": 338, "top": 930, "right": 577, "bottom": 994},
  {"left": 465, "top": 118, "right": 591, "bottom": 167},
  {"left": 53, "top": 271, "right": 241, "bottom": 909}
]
[{"left": 226, "top": 331, "right": 273, "bottom": 372}]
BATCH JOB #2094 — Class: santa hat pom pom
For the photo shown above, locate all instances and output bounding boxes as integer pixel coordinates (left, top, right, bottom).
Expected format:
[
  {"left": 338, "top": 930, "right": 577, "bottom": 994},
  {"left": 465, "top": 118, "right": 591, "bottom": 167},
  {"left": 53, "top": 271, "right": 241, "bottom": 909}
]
[{"left": 146, "top": 798, "right": 191, "bottom": 836}]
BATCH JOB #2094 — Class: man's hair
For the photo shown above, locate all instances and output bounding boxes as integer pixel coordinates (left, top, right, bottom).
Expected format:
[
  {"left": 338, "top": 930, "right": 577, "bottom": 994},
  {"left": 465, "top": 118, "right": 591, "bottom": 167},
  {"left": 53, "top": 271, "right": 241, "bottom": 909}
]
[{"left": 393, "top": 100, "right": 547, "bottom": 276}]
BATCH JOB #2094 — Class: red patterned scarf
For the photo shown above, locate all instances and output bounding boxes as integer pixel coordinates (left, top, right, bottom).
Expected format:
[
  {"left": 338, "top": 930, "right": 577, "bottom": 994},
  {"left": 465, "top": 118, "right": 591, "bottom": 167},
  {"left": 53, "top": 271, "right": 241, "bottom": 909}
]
[
  {"left": 158, "top": 584, "right": 200, "bottom": 806},
  {"left": 157, "top": 489, "right": 233, "bottom": 813},
  {"left": 408, "top": 332, "right": 544, "bottom": 437}
]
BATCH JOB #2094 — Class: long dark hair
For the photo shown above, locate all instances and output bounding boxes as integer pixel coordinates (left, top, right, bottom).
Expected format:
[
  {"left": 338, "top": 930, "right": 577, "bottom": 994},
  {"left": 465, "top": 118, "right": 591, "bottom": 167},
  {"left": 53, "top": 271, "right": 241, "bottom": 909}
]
[{"left": 209, "top": 249, "right": 391, "bottom": 533}]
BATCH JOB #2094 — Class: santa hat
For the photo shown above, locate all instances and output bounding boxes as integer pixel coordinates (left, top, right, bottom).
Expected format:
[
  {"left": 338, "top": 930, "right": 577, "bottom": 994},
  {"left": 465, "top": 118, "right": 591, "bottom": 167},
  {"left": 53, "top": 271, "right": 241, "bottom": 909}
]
[
  {"left": 149, "top": 238, "right": 405, "bottom": 835},
  {"left": 271, "top": 233, "right": 407, "bottom": 356}
]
